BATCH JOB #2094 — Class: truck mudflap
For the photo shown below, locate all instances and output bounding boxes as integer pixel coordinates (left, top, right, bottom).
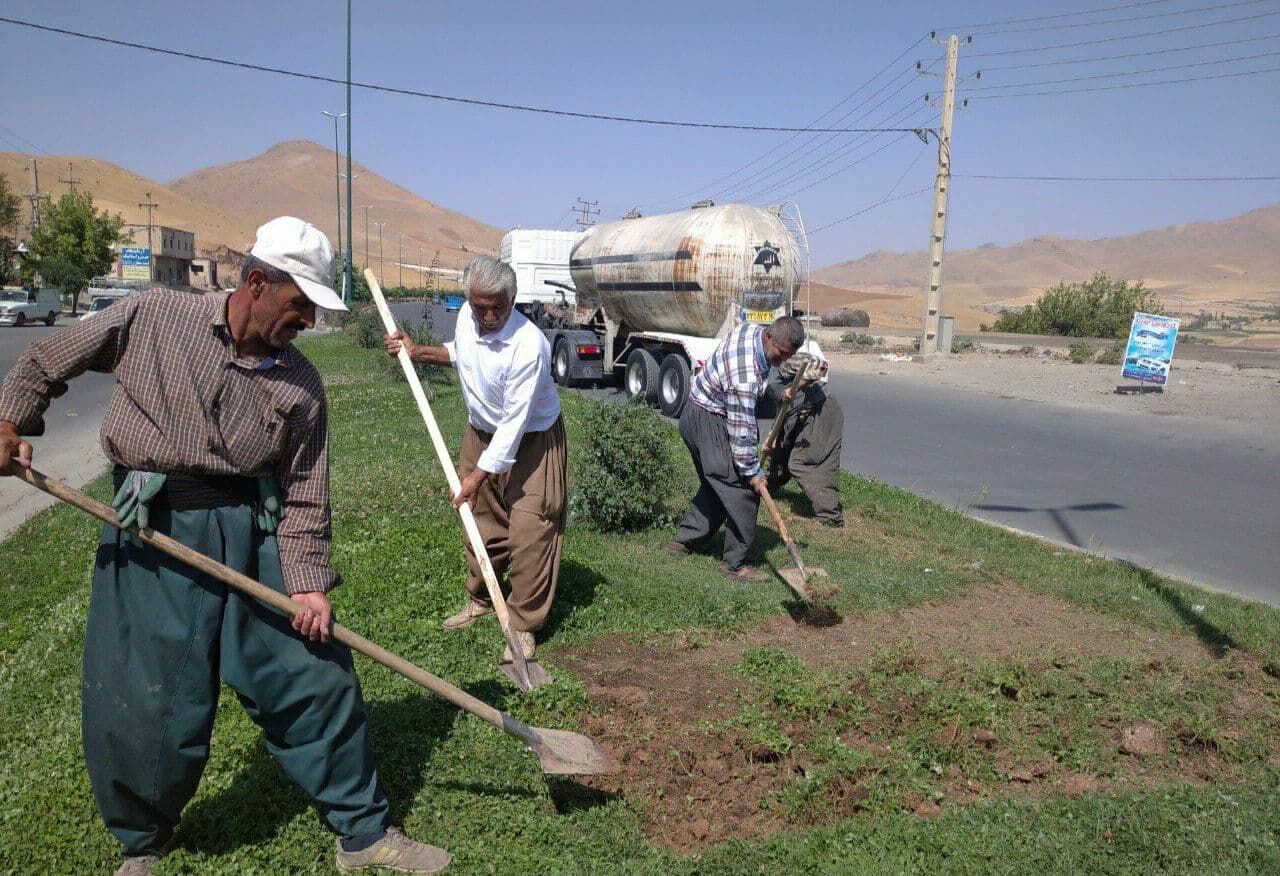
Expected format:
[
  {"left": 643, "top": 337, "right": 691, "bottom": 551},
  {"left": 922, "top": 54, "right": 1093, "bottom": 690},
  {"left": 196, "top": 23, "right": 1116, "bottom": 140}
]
[{"left": 546, "top": 329, "right": 605, "bottom": 387}]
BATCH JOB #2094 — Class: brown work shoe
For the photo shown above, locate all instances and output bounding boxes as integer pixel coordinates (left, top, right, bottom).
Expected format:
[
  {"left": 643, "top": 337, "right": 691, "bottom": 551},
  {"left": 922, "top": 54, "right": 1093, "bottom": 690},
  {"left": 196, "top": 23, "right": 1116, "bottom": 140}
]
[
  {"left": 667, "top": 541, "right": 693, "bottom": 557},
  {"left": 335, "top": 826, "right": 451, "bottom": 873},
  {"left": 718, "top": 561, "right": 771, "bottom": 583},
  {"left": 441, "top": 598, "right": 494, "bottom": 631},
  {"left": 501, "top": 630, "right": 536, "bottom": 662}
]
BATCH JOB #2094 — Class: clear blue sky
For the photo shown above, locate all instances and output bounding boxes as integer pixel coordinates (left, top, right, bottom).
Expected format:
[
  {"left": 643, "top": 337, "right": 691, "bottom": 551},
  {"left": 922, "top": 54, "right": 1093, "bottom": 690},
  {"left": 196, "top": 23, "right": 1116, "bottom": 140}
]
[{"left": 2, "top": 0, "right": 1277, "bottom": 267}]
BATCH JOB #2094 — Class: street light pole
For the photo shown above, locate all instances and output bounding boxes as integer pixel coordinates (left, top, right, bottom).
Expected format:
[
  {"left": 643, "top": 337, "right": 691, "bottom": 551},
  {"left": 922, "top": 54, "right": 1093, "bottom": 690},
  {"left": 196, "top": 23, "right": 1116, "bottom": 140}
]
[
  {"left": 361, "top": 205, "right": 373, "bottom": 268},
  {"left": 397, "top": 232, "right": 404, "bottom": 289},
  {"left": 344, "top": 0, "right": 353, "bottom": 305},
  {"left": 322, "top": 110, "right": 346, "bottom": 260},
  {"left": 374, "top": 221, "right": 386, "bottom": 283}
]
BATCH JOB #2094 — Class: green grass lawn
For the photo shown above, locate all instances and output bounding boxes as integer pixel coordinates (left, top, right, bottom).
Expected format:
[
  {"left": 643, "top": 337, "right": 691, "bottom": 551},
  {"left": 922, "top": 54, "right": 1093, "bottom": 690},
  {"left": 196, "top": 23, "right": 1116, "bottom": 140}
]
[{"left": 0, "top": 332, "right": 1277, "bottom": 874}]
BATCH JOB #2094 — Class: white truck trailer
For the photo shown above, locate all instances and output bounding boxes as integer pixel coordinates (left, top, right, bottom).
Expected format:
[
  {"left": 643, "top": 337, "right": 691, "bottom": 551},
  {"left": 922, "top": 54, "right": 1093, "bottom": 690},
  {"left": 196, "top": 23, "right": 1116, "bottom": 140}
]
[{"left": 500, "top": 203, "right": 802, "bottom": 417}]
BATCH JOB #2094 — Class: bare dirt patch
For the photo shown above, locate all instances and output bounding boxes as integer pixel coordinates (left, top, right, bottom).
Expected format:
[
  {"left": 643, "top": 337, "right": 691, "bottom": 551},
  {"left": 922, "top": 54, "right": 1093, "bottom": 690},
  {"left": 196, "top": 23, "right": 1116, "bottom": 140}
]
[{"left": 554, "top": 584, "right": 1280, "bottom": 851}]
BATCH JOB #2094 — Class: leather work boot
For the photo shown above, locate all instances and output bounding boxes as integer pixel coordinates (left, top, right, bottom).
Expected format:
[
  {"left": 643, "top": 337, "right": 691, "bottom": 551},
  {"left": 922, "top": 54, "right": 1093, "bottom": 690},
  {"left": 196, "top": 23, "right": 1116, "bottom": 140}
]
[
  {"left": 335, "top": 827, "right": 451, "bottom": 873},
  {"left": 501, "top": 630, "right": 536, "bottom": 662},
  {"left": 441, "top": 598, "right": 494, "bottom": 631},
  {"left": 717, "top": 561, "right": 771, "bottom": 584}
]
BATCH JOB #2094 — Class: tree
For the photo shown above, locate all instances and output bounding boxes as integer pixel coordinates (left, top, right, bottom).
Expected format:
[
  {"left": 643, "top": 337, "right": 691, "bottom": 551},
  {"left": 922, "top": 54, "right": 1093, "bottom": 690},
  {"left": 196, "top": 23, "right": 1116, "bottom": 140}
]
[
  {"left": 987, "top": 273, "right": 1163, "bottom": 338},
  {"left": 29, "top": 191, "right": 125, "bottom": 313},
  {"left": 0, "top": 173, "right": 21, "bottom": 286}
]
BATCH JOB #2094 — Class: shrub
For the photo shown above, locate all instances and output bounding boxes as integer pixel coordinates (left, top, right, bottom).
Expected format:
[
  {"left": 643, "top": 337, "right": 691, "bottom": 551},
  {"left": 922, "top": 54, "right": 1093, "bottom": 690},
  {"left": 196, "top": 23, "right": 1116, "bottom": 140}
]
[
  {"left": 841, "top": 332, "right": 877, "bottom": 347},
  {"left": 570, "top": 399, "right": 676, "bottom": 532},
  {"left": 382, "top": 309, "right": 439, "bottom": 383},
  {"left": 951, "top": 336, "right": 977, "bottom": 353},
  {"left": 1096, "top": 339, "right": 1125, "bottom": 365},
  {"left": 1068, "top": 341, "right": 1095, "bottom": 364},
  {"left": 344, "top": 306, "right": 383, "bottom": 349},
  {"left": 990, "top": 273, "right": 1163, "bottom": 338}
]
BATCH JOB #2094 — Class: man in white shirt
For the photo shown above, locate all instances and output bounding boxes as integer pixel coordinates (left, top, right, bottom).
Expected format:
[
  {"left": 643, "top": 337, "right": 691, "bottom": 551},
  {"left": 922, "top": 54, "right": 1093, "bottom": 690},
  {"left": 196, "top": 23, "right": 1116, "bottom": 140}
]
[{"left": 384, "top": 256, "right": 565, "bottom": 660}]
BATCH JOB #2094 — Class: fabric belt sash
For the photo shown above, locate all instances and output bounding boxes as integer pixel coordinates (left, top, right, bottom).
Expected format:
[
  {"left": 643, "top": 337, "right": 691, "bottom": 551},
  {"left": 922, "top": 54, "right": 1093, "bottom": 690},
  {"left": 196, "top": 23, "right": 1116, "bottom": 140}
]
[{"left": 111, "top": 464, "right": 257, "bottom": 511}]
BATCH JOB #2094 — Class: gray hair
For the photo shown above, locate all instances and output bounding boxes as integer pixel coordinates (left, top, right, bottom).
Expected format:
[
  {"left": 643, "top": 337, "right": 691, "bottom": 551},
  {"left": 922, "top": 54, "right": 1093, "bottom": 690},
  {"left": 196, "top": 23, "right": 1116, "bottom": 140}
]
[
  {"left": 240, "top": 255, "right": 292, "bottom": 286},
  {"left": 768, "top": 315, "right": 805, "bottom": 350},
  {"left": 463, "top": 255, "right": 517, "bottom": 303}
]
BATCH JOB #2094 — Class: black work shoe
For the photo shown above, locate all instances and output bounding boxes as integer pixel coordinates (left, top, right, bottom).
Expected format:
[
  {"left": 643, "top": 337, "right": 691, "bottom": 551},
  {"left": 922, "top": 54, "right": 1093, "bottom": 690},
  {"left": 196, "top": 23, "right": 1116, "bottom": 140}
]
[{"left": 717, "top": 561, "right": 771, "bottom": 583}]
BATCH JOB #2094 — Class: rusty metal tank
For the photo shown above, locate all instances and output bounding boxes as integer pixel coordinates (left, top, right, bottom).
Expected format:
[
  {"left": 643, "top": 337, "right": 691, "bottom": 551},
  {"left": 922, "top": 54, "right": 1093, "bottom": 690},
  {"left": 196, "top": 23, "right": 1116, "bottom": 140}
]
[{"left": 568, "top": 203, "right": 801, "bottom": 337}]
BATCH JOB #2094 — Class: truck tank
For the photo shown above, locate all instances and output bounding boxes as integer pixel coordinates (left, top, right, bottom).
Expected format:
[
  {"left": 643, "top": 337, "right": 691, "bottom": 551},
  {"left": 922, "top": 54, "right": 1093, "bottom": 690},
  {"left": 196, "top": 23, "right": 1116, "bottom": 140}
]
[{"left": 568, "top": 203, "right": 801, "bottom": 338}]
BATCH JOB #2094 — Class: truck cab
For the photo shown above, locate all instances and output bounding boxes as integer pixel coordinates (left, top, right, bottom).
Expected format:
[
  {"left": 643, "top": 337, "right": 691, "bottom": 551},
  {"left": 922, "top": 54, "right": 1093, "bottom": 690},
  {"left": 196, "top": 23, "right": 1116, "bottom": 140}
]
[{"left": 0, "top": 287, "right": 61, "bottom": 327}]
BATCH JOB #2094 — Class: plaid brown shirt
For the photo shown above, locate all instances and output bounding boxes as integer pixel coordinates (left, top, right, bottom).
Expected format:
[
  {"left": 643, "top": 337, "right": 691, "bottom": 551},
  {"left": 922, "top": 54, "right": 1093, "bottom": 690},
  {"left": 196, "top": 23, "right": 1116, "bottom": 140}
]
[{"left": 0, "top": 290, "right": 337, "bottom": 594}]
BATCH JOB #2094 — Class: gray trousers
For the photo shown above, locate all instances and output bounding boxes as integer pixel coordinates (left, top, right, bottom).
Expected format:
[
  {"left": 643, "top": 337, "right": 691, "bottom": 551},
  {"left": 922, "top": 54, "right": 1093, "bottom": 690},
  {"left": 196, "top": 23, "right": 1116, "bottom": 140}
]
[
  {"left": 676, "top": 401, "right": 760, "bottom": 569},
  {"left": 767, "top": 390, "right": 844, "bottom": 525}
]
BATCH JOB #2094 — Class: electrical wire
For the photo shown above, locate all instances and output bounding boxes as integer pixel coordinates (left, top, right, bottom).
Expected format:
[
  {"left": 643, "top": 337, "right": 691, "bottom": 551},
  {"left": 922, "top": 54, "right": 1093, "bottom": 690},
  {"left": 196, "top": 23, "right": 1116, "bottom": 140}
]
[
  {"left": 966, "top": 48, "right": 1280, "bottom": 89},
  {"left": 0, "top": 16, "right": 925, "bottom": 135},
  {"left": 957, "top": 173, "right": 1280, "bottom": 180},
  {"left": 967, "top": 10, "right": 1280, "bottom": 57},
  {"left": 968, "top": 0, "right": 1270, "bottom": 36},
  {"left": 980, "top": 31, "right": 1280, "bottom": 70},
  {"left": 808, "top": 186, "right": 935, "bottom": 235},
  {"left": 967, "top": 63, "right": 1280, "bottom": 97},
  {"left": 943, "top": 0, "right": 1179, "bottom": 30},
  {"left": 0, "top": 123, "right": 47, "bottom": 155}
]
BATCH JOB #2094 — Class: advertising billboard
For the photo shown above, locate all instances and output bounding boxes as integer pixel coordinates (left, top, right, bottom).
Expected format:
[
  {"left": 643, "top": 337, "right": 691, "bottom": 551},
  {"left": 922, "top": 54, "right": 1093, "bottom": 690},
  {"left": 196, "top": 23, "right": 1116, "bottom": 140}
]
[
  {"left": 120, "top": 247, "right": 151, "bottom": 283},
  {"left": 1120, "top": 312, "right": 1180, "bottom": 385}
]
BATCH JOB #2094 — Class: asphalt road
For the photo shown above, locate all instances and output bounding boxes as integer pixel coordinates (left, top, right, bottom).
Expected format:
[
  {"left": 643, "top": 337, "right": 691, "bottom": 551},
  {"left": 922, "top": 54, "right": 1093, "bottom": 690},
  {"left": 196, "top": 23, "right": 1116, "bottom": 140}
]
[{"left": 6, "top": 304, "right": 1276, "bottom": 606}]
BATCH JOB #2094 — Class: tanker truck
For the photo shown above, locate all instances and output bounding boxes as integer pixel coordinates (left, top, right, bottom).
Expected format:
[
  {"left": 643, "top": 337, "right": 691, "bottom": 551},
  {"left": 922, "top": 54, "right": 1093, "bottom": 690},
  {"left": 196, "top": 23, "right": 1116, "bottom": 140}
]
[{"left": 503, "top": 202, "right": 802, "bottom": 417}]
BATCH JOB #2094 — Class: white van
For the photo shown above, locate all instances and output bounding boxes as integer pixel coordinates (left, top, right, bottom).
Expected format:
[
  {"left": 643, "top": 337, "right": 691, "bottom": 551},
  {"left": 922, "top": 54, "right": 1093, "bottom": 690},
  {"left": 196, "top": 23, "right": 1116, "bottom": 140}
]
[{"left": 0, "top": 287, "right": 61, "bottom": 327}]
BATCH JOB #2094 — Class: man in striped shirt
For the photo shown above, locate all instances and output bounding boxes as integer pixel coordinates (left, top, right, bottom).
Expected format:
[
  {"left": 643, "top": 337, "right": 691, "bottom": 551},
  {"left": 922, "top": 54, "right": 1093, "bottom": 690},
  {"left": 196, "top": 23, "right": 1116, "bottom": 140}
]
[
  {"left": 669, "top": 315, "right": 804, "bottom": 581},
  {"left": 0, "top": 218, "right": 450, "bottom": 875}
]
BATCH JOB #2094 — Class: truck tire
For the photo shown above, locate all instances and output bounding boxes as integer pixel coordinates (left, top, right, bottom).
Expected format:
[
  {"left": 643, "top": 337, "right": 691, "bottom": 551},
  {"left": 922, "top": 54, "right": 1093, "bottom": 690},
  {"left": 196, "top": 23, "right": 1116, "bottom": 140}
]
[
  {"left": 552, "top": 339, "right": 577, "bottom": 387},
  {"left": 46, "top": 311, "right": 57, "bottom": 326},
  {"left": 624, "top": 348, "right": 660, "bottom": 405},
  {"left": 657, "top": 353, "right": 690, "bottom": 418}
]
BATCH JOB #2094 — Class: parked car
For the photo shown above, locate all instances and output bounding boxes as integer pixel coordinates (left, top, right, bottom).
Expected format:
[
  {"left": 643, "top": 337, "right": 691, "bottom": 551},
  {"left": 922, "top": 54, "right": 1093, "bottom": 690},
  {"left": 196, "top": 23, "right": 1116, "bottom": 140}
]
[
  {"left": 80, "top": 293, "right": 130, "bottom": 321},
  {"left": 0, "top": 287, "right": 61, "bottom": 327}
]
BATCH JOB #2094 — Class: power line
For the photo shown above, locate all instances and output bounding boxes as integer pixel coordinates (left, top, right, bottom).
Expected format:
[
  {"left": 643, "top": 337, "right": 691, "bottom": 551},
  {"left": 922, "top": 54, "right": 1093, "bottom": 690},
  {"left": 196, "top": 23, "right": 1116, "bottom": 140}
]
[
  {"left": 0, "top": 123, "right": 47, "bottom": 155},
  {"left": 634, "top": 33, "right": 931, "bottom": 211},
  {"left": 0, "top": 16, "right": 924, "bottom": 135},
  {"left": 943, "top": 0, "right": 1179, "bottom": 30},
  {"left": 808, "top": 186, "right": 935, "bottom": 235},
  {"left": 980, "top": 31, "right": 1280, "bottom": 70},
  {"left": 957, "top": 173, "right": 1280, "bottom": 181},
  {"left": 970, "top": 0, "right": 1270, "bottom": 36},
  {"left": 966, "top": 48, "right": 1280, "bottom": 90},
  {"left": 967, "top": 63, "right": 1280, "bottom": 97},
  {"left": 967, "top": 10, "right": 1280, "bottom": 57}
]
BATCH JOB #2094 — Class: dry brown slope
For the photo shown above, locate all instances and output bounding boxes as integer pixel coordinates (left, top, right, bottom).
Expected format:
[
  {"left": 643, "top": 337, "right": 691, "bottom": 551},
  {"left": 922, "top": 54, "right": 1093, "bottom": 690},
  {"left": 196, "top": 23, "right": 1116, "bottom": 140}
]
[
  {"left": 815, "top": 202, "right": 1280, "bottom": 311},
  {"left": 1, "top": 150, "right": 258, "bottom": 256},
  {"left": 170, "top": 140, "right": 503, "bottom": 284}
]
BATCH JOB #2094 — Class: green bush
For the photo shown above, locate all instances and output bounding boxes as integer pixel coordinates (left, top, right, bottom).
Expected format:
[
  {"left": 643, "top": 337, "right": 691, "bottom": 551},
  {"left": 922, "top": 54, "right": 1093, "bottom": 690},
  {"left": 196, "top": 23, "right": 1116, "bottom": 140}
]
[
  {"left": 1096, "top": 339, "right": 1125, "bottom": 365},
  {"left": 951, "top": 336, "right": 977, "bottom": 353},
  {"left": 841, "top": 332, "right": 878, "bottom": 347},
  {"left": 990, "top": 273, "right": 1163, "bottom": 338},
  {"left": 382, "top": 309, "right": 439, "bottom": 383},
  {"left": 570, "top": 399, "right": 676, "bottom": 532},
  {"left": 343, "top": 306, "right": 383, "bottom": 349},
  {"left": 1068, "top": 341, "right": 1095, "bottom": 364}
]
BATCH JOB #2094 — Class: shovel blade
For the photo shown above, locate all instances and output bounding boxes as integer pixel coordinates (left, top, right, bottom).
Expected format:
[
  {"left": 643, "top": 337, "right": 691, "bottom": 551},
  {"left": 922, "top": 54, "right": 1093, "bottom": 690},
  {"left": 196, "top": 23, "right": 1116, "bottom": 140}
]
[
  {"left": 525, "top": 726, "right": 616, "bottom": 776},
  {"left": 778, "top": 566, "right": 810, "bottom": 598},
  {"left": 500, "top": 658, "right": 554, "bottom": 691}
]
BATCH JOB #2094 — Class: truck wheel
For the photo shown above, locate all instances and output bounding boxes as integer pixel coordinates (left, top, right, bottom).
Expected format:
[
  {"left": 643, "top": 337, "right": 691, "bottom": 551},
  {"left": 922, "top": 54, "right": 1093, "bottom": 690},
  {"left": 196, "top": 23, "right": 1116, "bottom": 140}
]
[
  {"left": 624, "top": 348, "right": 660, "bottom": 405},
  {"left": 14, "top": 313, "right": 25, "bottom": 327},
  {"left": 46, "top": 311, "right": 57, "bottom": 326},
  {"left": 657, "top": 354, "right": 690, "bottom": 418},
  {"left": 552, "top": 339, "right": 576, "bottom": 387}
]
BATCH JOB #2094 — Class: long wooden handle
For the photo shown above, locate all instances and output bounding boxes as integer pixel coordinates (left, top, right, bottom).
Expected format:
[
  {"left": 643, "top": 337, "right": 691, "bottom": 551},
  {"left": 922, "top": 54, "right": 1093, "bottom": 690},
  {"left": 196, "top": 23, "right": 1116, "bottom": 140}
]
[
  {"left": 362, "top": 270, "right": 535, "bottom": 689},
  {"left": 4, "top": 462, "right": 540, "bottom": 746},
  {"left": 761, "top": 375, "right": 814, "bottom": 465},
  {"left": 758, "top": 482, "right": 793, "bottom": 546}
]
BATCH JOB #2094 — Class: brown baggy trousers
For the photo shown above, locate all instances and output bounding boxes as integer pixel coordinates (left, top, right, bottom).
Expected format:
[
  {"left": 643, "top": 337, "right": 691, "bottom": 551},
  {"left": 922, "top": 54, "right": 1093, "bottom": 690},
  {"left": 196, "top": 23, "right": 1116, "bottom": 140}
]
[{"left": 457, "top": 417, "right": 567, "bottom": 632}]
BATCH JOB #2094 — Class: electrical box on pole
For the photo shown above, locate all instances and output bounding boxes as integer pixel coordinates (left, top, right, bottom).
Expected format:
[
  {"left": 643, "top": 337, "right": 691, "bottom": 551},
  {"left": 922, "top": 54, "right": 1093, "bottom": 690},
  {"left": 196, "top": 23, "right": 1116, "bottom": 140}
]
[{"left": 919, "top": 34, "right": 960, "bottom": 356}]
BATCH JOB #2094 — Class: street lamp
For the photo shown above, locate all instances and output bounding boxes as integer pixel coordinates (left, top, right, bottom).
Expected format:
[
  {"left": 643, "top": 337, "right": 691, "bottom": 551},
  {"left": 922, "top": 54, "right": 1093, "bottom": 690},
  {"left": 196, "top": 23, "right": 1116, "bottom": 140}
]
[
  {"left": 321, "top": 110, "right": 347, "bottom": 258},
  {"left": 360, "top": 205, "right": 373, "bottom": 268},
  {"left": 373, "top": 221, "right": 387, "bottom": 283},
  {"left": 396, "top": 231, "right": 405, "bottom": 289}
]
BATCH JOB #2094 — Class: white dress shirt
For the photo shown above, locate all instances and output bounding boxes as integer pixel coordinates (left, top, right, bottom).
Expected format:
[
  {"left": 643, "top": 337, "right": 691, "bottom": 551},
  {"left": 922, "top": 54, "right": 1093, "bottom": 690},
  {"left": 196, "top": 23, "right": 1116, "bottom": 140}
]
[{"left": 444, "top": 302, "right": 561, "bottom": 473}]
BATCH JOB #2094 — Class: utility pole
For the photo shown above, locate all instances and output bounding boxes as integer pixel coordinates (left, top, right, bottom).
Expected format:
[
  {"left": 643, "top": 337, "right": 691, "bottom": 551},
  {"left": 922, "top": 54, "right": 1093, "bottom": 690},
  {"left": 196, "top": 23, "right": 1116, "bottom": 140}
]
[
  {"left": 417, "top": 244, "right": 424, "bottom": 292},
  {"left": 138, "top": 192, "right": 160, "bottom": 281},
  {"left": 374, "top": 221, "right": 386, "bottom": 282},
  {"left": 919, "top": 33, "right": 960, "bottom": 356},
  {"left": 573, "top": 197, "right": 600, "bottom": 231},
  {"left": 344, "top": 0, "right": 354, "bottom": 306},
  {"left": 360, "top": 205, "right": 373, "bottom": 268},
  {"left": 396, "top": 232, "right": 404, "bottom": 289},
  {"left": 59, "top": 161, "right": 83, "bottom": 195},
  {"left": 27, "top": 158, "right": 43, "bottom": 231},
  {"left": 322, "top": 110, "right": 347, "bottom": 258}
]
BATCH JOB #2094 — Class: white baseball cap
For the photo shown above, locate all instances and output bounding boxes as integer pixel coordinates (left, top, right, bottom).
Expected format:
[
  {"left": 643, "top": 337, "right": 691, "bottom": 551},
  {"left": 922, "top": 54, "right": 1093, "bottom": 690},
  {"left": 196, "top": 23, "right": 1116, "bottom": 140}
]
[{"left": 249, "top": 216, "right": 347, "bottom": 312}]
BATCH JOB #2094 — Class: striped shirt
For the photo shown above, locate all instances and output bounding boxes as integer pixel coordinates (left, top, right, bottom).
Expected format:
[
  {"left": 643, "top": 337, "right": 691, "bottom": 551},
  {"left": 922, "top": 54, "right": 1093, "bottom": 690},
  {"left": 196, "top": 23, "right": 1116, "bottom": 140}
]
[
  {"left": 688, "top": 322, "right": 770, "bottom": 478},
  {"left": 0, "top": 290, "right": 336, "bottom": 594}
]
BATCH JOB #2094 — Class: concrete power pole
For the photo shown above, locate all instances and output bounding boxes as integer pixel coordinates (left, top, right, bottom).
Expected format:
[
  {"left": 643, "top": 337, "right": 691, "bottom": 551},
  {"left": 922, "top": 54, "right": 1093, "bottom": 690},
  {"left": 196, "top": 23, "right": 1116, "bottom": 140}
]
[
  {"left": 59, "top": 161, "right": 83, "bottom": 195},
  {"left": 573, "top": 198, "right": 600, "bottom": 231},
  {"left": 27, "top": 159, "right": 43, "bottom": 231},
  {"left": 138, "top": 192, "right": 160, "bottom": 281},
  {"left": 919, "top": 34, "right": 960, "bottom": 356}
]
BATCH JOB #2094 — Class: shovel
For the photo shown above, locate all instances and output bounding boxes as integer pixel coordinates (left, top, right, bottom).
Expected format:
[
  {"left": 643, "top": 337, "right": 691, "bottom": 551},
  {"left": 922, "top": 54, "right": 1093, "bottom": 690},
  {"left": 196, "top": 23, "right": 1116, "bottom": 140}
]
[
  {"left": 6, "top": 462, "right": 611, "bottom": 776},
  {"left": 364, "top": 269, "right": 550, "bottom": 692},
  {"left": 758, "top": 377, "right": 828, "bottom": 597}
]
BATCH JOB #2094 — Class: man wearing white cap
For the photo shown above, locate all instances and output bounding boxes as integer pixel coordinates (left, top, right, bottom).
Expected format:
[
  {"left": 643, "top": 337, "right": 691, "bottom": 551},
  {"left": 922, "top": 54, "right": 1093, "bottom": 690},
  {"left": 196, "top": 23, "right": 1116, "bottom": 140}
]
[{"left": 0, "top": 217, "right": 451, "bottom": 874}]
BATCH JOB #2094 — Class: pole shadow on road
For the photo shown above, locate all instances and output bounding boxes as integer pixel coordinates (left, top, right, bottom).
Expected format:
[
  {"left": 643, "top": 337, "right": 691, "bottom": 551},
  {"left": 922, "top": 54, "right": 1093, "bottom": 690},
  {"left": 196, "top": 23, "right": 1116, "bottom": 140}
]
[{"left": 971, "top": 501, "right": 1123, "bottom": 549}]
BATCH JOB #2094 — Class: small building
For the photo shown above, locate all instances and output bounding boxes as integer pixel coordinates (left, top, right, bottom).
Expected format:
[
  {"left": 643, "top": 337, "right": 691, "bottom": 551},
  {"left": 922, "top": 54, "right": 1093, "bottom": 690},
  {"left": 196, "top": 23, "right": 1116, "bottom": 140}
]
[
  {"left": 116, "top": 225, "right": 195, "bottom": 287},
  {"left": 190, "top": 257, "right": 219, "bottom": 291}
]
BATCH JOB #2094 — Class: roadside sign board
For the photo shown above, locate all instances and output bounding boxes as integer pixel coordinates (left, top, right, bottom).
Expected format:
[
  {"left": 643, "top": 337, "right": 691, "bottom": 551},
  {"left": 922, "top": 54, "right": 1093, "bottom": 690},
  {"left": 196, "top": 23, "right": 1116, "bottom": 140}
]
[
  {"left": 1120, "top": 312, "right": 1180, "bottom": 385},
  {"left": 120, "top": 247, "right": 151, "bottom": 283}
]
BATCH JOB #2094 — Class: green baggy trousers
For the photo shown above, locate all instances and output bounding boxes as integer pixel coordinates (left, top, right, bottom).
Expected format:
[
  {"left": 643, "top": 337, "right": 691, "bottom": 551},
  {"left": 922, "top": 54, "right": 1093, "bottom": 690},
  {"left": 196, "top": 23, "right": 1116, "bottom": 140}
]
[{"left": 82, "top": 502, "right": 389, "bottom": 856}]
